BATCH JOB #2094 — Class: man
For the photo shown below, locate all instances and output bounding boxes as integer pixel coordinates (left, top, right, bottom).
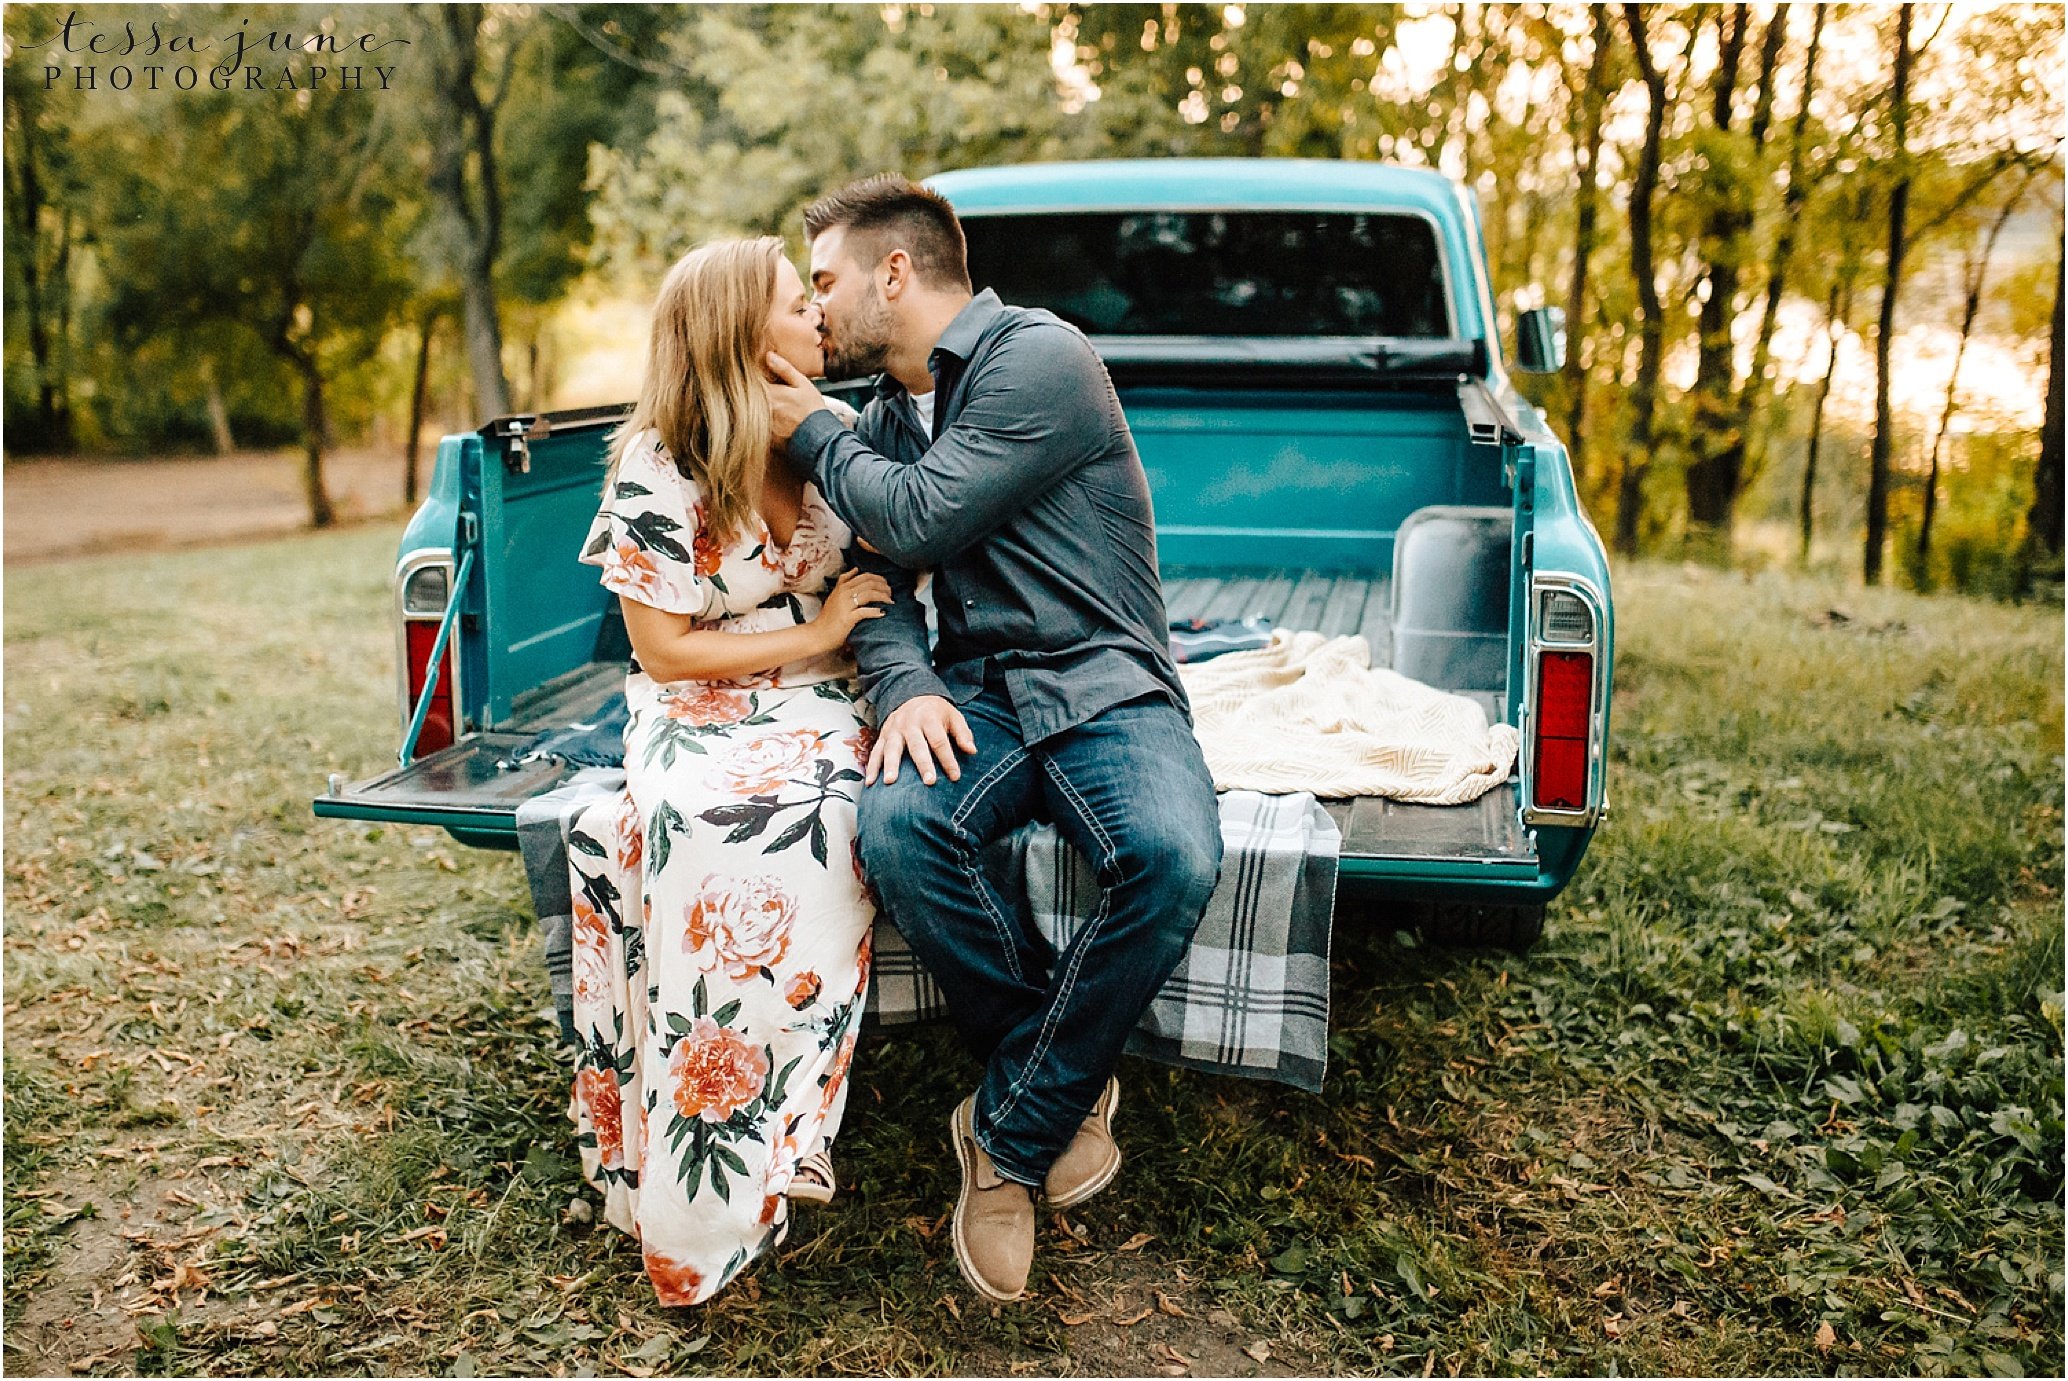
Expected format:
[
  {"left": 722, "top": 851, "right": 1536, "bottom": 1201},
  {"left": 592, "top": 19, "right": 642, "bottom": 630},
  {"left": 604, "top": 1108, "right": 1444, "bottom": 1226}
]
[{"left": 764, "top": 174, "right": 1223, "bottom": 1303}]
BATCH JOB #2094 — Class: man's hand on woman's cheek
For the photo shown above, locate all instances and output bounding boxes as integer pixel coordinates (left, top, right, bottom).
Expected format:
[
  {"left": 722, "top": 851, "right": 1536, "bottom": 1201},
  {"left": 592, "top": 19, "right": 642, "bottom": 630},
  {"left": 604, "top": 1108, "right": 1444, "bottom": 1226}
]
[{"left": 765, "top": 352, "right": 832, "bottom": 445}]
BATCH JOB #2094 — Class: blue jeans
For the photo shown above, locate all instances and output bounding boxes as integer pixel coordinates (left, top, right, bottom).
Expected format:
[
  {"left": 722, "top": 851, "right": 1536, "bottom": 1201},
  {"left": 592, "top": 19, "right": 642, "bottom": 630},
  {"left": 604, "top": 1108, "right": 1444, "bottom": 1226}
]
[{"left": 858, "top": 678, "right": 1223, "bottom": 1186}]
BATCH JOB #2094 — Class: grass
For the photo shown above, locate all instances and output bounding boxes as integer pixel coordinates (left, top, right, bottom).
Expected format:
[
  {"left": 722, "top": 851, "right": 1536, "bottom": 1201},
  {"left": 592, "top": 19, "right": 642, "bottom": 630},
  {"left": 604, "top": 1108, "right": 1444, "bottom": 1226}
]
[{"left": 4, "top": 526, "right": 2061, "bottom": 1377}]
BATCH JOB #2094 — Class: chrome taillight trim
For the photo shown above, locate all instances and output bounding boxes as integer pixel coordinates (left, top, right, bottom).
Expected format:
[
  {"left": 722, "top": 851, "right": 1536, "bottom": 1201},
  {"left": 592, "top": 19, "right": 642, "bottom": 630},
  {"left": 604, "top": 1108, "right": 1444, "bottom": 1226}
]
[
  {"left": 1521, "top": 572, "right": 1608, "bottom": 828},
  {"left": 394, "top": 548, "right": 463, "bottom": 749}
]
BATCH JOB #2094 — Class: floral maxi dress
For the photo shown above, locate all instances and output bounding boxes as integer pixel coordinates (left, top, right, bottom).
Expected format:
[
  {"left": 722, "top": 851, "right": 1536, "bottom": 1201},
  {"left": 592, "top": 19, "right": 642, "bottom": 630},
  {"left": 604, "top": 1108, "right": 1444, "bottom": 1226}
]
[{"left": 564, "top": 430, "right": 876, "bottom": 1306}]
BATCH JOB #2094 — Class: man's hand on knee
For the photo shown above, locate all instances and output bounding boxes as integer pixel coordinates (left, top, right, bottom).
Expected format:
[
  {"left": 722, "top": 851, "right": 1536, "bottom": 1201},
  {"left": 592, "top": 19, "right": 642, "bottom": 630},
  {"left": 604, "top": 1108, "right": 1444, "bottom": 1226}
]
[{"left": 869, "top": 695, "right": 977, "bottom": 787}]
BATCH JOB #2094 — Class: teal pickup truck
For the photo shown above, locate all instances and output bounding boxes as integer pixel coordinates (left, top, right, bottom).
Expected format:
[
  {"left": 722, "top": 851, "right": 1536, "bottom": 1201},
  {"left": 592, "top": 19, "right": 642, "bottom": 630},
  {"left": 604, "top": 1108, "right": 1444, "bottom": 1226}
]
[{"left": 316, "top": 159, "right": 1613, "bottom": 949}]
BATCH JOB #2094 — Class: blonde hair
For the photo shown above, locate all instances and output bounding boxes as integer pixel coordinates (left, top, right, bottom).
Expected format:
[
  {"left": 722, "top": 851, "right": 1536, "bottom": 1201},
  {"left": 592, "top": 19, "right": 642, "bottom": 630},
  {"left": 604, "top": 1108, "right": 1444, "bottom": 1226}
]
[{"left": 607, "top": 236, "right": 787, "bottom": 547}]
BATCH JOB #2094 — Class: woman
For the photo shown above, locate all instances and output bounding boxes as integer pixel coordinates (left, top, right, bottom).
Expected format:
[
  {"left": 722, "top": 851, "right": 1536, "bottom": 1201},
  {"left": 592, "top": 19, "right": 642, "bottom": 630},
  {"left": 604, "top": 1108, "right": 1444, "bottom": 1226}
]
[{"left": 564, "top": 237, "right": 887, "bottom": 1306}]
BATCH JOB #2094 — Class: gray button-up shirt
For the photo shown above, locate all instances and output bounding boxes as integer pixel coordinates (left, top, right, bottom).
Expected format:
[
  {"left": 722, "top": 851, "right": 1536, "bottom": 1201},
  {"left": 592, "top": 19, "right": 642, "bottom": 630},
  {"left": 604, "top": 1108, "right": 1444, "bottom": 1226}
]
[{"left": 787, "top": 289, "right": 1187, "bottom": 744}]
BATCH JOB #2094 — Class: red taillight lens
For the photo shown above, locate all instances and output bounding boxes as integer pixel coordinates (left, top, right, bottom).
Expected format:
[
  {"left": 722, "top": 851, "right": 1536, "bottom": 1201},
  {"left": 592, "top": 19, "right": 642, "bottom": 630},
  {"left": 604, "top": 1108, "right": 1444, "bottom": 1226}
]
[
  {"left": 1532, "top": 650, "right": 1592, "bottom": 810},
  {"left": 404, "top": 620, "right": 455, "bottom": 758}
]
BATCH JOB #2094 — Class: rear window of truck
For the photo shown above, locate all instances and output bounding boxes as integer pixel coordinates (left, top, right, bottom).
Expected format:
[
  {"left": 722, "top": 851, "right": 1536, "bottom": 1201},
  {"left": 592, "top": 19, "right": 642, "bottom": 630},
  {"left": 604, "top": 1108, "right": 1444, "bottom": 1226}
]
[{"left": 960, "top": 210, "right": 1449, "bottom": 339}]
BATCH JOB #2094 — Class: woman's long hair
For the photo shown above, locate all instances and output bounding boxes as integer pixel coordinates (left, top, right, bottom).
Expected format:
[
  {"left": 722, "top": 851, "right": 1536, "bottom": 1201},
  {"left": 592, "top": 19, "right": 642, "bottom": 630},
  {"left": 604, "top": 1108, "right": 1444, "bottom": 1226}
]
[{"left": 606, "top": 236, "right": 785, "bottom": 547}]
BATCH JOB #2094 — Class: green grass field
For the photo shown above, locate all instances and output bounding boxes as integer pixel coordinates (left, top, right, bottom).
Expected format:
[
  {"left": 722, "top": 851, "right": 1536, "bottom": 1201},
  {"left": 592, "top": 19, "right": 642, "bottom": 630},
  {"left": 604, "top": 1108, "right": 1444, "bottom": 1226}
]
[{"left": 5, "top": 525, "right": 2061, "bottom": 1377}]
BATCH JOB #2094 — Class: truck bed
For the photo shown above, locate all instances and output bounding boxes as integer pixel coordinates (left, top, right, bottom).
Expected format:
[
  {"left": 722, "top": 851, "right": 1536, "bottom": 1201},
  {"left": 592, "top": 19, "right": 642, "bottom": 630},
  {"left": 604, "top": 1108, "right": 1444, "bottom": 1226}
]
[{"left": 321, "top": 566, "right": 1530, "bottom": 876}]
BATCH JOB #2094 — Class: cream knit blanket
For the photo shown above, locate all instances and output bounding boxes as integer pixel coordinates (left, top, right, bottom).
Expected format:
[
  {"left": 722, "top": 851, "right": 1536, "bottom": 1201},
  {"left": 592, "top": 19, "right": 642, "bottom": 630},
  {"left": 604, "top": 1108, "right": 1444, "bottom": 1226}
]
[{"left": 1179, "top": 630, "right": 1521, "bottom": 802}]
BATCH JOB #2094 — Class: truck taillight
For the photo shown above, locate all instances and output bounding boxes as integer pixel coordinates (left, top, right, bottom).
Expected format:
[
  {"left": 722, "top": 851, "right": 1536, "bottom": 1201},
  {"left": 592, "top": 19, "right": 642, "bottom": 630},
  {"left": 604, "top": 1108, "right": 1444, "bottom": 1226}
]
[
  {"left": 1532, "top": 650, "right": 1592, "bottom": 810},
  {"left": 403, "top": 619, "right": 455, "bottom": 758}
]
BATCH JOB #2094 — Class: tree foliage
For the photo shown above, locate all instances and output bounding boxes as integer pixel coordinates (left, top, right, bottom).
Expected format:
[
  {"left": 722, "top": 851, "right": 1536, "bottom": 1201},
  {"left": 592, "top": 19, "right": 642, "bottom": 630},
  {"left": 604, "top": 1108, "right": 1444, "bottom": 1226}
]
[{"left": 3, "top": 1, "right": 2059, "bottom": 585}]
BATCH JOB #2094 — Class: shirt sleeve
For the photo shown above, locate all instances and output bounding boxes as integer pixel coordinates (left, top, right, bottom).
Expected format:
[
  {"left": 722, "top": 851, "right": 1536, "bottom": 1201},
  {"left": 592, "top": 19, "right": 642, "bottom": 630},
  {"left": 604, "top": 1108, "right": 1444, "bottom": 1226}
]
[
  {"left": 786, "top": 323, "right": 1117, "bottom": 570},
  {"left": 578, "top": 435, "right": 718, "bottom": 618}
]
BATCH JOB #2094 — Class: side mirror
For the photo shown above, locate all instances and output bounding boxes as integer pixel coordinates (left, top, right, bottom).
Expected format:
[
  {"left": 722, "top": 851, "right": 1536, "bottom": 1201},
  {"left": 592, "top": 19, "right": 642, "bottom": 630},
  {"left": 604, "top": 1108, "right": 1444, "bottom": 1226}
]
[{"left": 1514, "top": 305, "right": 1567, "bottom": 374}]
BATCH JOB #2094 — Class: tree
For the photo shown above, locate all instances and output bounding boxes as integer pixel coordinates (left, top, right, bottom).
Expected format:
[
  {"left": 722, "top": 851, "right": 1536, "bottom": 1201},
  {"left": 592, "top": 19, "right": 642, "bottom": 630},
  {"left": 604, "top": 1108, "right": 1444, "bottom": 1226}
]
[
  {"left": 98, "top": 65, "right": 413, "bottom": 524},
  {"left": 1915, "top": 172, "right": 2036, "bottom": 580},
  {"left": 1864, "top": 4, "right": 1915, "bottom": 587},
  {"left": 2, "top": 8, "right": 84, "bottom": 452},
  {"left": 1741, "top": 2, "right": 1827, "bottom": 514},
  {"left": 413, "top": 4, "right": 527, "bottom": 423},
  {"left": 2029, "top": 234, "right": 2065, "bottom": 573},
  {"left": 1615, "top": 3, "right": 1671, "bottom": 557},
  {"left": 1561, "top": 7, "right": 1615, "bottom": 479}
]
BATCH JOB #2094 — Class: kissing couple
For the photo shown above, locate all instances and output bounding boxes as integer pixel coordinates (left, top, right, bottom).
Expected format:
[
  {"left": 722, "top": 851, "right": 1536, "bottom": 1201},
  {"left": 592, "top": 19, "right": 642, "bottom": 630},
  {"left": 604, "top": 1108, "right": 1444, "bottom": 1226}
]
[{"left": 564, "top": 173, "right": 1222, "bottom": 1306}]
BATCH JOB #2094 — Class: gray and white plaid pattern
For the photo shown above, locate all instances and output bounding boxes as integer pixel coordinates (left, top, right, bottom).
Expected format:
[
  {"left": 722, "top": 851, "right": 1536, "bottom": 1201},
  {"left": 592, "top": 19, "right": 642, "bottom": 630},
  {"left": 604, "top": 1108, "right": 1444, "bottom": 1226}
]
[{"left": 522, "top": 775, "right": 1338, "bottom": 1091}]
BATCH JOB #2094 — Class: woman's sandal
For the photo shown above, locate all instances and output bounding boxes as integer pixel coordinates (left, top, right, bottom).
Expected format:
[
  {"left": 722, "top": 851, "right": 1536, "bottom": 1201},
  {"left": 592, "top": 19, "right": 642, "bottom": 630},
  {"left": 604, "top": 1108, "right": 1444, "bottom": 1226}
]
[{"left": 786, "top": 1149, "right": 837, "bottom": 1206}]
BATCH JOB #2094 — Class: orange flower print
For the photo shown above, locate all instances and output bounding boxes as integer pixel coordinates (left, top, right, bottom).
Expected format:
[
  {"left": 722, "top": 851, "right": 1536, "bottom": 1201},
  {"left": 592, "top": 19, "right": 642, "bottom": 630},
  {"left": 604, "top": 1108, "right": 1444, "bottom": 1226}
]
[
  {"left": 721, "top": 730, "right": 828, "bottom": 797},
  {"left": 602, "top": 543, "right": 666, "bottom": 604},
  {"left": 844, "top": 727, "right": 876, "bottom": 772},
  {"left": 686, "top": 874, "right": 796, "bottom": 981},
  {"left": 663, "top": 685, "right": 752, "bottom": 726},
  {"left": 611, "top": 793, "right": 643, "bottom": 873},
  {"left": 822, "top": 1030, "right": 859, "bottom": 1109},
  {"left": 571, "top": 900, "right": 612, "bottom": 1008},
  {"left": 667, "top": 1016, "right": 769, "bottom": 1124},
  {"left": 642, "top": 1246, "right": 706, "bottom": 1306},
  {"left": 574, "top": 1067, "right": 624, "bottom": 1168},
  {"left": 690, "top": 501, "right": 725, "bottom": 578},
  {"left": 785, "top": 971, "right": 822, "bottom": 1010}
]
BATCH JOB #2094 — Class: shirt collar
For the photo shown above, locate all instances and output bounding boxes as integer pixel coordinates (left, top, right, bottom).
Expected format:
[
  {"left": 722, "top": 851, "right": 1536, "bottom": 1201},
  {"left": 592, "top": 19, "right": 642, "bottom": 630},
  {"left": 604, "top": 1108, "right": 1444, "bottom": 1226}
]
[
  {"left": 930, "top": 288, "right": 1003, "bottom": 367},
  {"left": 869, "top": 289, "right": 1003, "bottom": 402}
]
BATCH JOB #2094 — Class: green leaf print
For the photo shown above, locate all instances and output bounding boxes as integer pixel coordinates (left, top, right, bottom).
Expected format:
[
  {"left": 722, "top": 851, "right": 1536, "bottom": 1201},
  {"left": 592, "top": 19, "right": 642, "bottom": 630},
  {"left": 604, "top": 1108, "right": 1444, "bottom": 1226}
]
[
  {"left": 709, "top": 1157, "right": 732, "bottom": 1203},
  {"left": 692, "top": 976, "right": 709, "bottom": 1018},
  {"left": 581, "top": 525, "right": 613, "bottom": 559},
  {"left": 613, "top": 480, "right": 653, "bottom": 499},
  {"left": 623, "top": 510, "right": 692, "bottom": 562},
  {"left": 711, "top": 998, "right": 742, "bottom": 1027},
  {"left": 764, "top": 813, "right": 816, "bottom": 856},
  {"left": 714, "top": 1144, "right": 749, "bottom": 1177},
  {"left": 768, "top": 1054, "right": 801, "bottom": 1107},
  {"left": 812, "top": 681, "right": 856, "bottom": 703},
  {"left": 709, "top": 571, "right": 729, "bottom": 595},
  {"left": 568, "top": 829, "right": 607, "bottom": 858}
]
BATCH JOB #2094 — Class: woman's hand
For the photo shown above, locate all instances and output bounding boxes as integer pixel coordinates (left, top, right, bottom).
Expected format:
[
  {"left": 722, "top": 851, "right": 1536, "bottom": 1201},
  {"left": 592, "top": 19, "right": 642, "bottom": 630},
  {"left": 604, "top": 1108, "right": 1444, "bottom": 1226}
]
[{"left": 810, "top": 569, "right": 891, "bottom": 647}]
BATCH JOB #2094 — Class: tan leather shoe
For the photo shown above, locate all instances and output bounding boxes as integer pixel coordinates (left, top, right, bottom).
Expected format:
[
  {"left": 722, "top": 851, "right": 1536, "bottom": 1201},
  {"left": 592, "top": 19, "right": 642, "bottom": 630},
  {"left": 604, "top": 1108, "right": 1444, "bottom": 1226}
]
[
  {"left": 949, "top": 1097, "right": 1034, "bottom": 1303},
  {"left": 1043, "top": 1075, "right": 1122, "bottom": 1208}
]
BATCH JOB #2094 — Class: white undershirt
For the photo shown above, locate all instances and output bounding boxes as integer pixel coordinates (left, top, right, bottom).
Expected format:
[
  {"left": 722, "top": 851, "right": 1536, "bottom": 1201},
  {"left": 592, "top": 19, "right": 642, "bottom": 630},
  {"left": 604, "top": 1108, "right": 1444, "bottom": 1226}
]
[{"left": 909, "top": 389, "right": 935, "bottom": 439}]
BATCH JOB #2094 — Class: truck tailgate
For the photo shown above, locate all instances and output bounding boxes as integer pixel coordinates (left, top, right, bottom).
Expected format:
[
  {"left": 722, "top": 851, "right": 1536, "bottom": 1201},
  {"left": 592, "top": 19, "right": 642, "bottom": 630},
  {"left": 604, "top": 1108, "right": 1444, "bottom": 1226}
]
[
  {"left": 315, "top": 662, "right": 624, "bottom": 846},
  {"left": 323, "top": 572, "right": 1529, "bottom": 873}
]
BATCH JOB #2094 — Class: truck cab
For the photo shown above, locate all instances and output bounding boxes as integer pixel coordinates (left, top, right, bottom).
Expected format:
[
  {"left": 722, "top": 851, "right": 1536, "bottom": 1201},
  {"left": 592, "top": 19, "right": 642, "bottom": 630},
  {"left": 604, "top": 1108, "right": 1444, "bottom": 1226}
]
[{"left": 316, "top": 159, "right": 1613, "bottom": 946}]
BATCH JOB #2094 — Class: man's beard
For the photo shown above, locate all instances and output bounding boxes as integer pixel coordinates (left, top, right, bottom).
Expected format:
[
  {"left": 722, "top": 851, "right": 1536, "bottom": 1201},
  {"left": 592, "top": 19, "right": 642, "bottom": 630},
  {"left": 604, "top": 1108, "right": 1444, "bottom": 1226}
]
[{"left": 824, "top": 293, "right": 894, "bottom": 380}]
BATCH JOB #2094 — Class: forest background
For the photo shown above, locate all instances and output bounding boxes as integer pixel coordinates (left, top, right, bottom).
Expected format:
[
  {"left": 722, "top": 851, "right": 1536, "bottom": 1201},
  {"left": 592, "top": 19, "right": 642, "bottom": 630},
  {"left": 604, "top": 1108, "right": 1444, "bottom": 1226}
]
[{"left": 3, "top": 1, "right": 2063, "bottom": 594}]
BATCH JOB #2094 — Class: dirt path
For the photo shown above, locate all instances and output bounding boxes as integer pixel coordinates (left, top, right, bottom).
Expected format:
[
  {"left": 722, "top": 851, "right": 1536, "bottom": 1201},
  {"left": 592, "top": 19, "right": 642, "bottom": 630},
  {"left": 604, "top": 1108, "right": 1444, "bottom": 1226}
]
[{"left": 4, "top": 449, "right": 414, "bottom": 566}]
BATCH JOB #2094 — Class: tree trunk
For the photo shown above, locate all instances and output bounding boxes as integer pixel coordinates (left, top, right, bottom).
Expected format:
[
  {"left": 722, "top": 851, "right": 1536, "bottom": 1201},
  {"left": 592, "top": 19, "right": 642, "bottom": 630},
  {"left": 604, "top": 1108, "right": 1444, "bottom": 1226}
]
[
  {"left": 203, "top": 358, "right": 235, "bottom": 455},
  {"left": 405, "top": 310, "right": 439, "bottom": 506},
  {"left": 1616, "top": 4, "right": 1669, "bottom": 557},
  {"left": 2027, "top": 234, "right": 2065, "bottom": 567},
  {"left": 297, "top": 353, "right": 336, "bottom": 529},
  {"left": 1742, "top": 4, "right": 1826, "bottom": 491},
  {"left": 1918, "top": 183, "right": 2027, "bottom": 579},
  {"left": 1562, "top": 6, "right": 1613, "bottom": 480},
  {"left": 1865, "top": 5, "right": 1914, "bottom": 586},
  {"left": 428, "top": 4, "right": 512, "bottom": 424},
  {"left": 1800, "top": 280, "right": 1848, "bottom": 563},
  {"left": 1681, "top": 5, "right": 1756, "bottom": 550}
]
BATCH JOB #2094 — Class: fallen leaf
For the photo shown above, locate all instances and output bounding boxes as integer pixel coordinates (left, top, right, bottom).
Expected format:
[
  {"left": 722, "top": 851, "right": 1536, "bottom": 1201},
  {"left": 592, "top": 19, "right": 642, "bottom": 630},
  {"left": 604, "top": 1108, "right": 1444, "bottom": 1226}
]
[
  {"left": 1116, "top": 1307, "right": 1154, "bottom": 1326},
  {"left": 1155, "top": 1290, "right": 1188, "bottom": 1318},
  {"left": 1058, "top": 1310, "right": 1097, "bottom": 1327},
  {"left": 1602, "top": 1316, "right": 1623, "bottom": 1339},
  {"left": 1815, "top": 1322, "right": 1837, "bottom": 1354},
  {"left": 1243, "top": 1341, "right": 1272, "bottom": 1363},
  {"left": 1118, "top": 1232, "right": 1155, "bottom": 1252}
]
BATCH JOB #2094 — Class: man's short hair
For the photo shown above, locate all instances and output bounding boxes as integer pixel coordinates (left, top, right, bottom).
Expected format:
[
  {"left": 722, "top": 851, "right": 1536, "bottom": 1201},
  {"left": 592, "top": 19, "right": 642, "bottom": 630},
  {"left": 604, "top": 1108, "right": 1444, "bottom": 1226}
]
[{"left": 802, "top": 174, "right": 972, "bottom": 292}]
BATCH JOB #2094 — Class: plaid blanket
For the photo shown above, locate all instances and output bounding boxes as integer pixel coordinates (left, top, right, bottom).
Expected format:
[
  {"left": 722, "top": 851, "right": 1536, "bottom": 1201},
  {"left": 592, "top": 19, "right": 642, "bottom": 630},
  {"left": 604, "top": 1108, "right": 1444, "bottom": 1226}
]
[{"left": 519, "top": 776, "right": 1339, "bottom": 1092}]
